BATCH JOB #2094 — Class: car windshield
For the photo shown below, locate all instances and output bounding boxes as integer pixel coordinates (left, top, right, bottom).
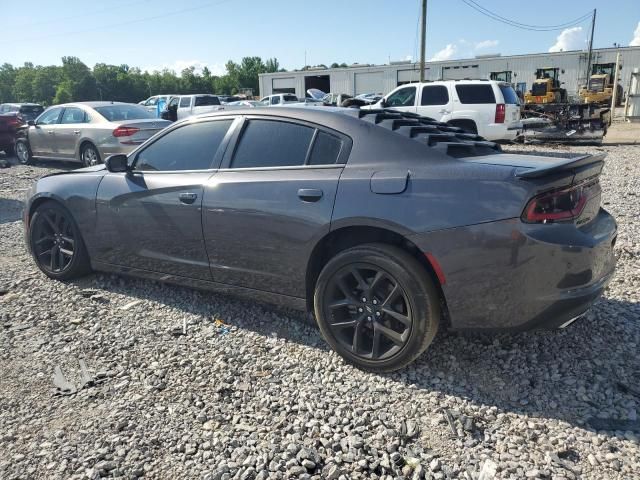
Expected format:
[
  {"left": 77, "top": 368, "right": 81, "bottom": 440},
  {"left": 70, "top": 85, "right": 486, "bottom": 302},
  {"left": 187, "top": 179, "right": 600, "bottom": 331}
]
[{"left": 94, "top": 104, "right": 154, "bottom": 121}]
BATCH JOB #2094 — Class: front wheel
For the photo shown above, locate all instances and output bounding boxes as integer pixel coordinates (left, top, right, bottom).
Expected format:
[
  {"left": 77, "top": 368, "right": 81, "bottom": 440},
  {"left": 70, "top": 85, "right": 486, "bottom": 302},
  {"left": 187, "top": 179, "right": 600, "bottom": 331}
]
[
  {"left": 15, "top": 139, "right": 32, "bottom": 165},
  {"left": 314, "top": 243, "right": 440, "bottom": 372},
  {"left": 29, "top": 201, "right": 91, "bottom": 280}
]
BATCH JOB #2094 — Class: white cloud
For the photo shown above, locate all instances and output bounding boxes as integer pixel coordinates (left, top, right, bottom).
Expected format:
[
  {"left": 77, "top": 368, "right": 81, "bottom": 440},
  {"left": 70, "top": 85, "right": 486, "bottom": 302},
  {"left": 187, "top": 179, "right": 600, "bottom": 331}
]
[
  {"left": 631, "top": 21, "right": 640, "bottom": 46},
  {"left": 474, "top": 39, "right": 499, "bottom": 50},
  {"left": 549, "top": 27, "right": 586, "bottom": 52},
  {"left": 430, "top": 44, "right": 457, "bottom": 61},
  {"left": 143, "top": 60, "right": 226, "bottom": 76}
]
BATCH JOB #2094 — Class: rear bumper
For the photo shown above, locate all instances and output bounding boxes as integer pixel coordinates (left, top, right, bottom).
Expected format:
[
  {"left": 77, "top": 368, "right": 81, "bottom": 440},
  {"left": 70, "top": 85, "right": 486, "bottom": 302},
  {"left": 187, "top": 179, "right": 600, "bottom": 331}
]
[
  {"left": 409, "top": 208, "right": 617, "bottom": 331},
  {"left": 482, "top": 123, "right": 519, "bottom": 141}
]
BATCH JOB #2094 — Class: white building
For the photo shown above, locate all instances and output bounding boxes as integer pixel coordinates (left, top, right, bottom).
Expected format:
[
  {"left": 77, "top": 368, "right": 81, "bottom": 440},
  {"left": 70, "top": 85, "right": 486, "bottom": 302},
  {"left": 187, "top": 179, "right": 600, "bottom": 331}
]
[{"left": 259, "top": 46, "right": 640, "bottom": 100}]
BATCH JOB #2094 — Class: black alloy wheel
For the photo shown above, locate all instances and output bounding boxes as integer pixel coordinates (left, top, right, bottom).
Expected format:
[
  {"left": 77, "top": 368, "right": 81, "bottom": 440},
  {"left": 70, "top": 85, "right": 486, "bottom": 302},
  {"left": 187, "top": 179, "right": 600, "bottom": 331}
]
[
  {"left": 314, "top": 243, "right": 440, "bottom": 372},
  {"left": 324, "top": 264, "right": 412, "bottom": 360},
  {"left": 29, "top": 202, "right": 90, "bottom": 280}
]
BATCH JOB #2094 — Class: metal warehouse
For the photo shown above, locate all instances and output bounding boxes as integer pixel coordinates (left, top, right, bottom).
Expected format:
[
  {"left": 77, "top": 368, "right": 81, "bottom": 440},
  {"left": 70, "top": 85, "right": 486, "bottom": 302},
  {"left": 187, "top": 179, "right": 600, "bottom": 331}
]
[{"left": 259, "top": 46, "right": 640, "bottom": 100}]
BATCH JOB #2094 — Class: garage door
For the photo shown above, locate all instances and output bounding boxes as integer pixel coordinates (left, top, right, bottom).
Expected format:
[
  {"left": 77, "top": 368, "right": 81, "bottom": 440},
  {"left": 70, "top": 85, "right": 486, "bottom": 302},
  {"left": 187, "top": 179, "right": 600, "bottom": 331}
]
[
  {"left": 442, "top": 65, "right": 479, "bottom": 80},
  {"left": 354, "top": 71, "right": 384, "bottom": 95},
  {"left": 272, "top": 77, "right": 296, "bottom": 94},
  {"left": 397, "top": 68, "right": 431, "bottom": 85}
]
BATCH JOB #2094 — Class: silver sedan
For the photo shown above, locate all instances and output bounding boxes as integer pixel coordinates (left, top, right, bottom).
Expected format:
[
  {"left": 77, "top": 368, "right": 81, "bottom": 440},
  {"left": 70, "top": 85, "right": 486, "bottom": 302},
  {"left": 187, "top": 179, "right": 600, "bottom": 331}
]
[{"left": 15, "top": 102, "right": 171, "bottom": 166}]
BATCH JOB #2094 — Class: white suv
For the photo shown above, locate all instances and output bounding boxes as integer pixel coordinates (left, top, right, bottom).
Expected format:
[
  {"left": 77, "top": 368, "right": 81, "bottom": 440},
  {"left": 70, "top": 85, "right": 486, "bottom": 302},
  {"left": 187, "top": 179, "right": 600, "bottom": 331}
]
[{"left": 367, "top": 80, "right": 521, "bottom": 141}]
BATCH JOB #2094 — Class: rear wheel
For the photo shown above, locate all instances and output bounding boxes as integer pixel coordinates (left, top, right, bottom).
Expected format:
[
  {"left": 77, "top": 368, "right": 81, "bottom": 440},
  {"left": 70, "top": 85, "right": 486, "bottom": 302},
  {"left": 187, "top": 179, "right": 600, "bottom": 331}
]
[
  {"left": 314, "top": 243, "right": 440, "bottom": 372},
  {"left": 80, "top": 143, "right": 101, "bottom": 167},
  {"left": 29, "top": 201, "right": 91, "bottom": 280},
  {"left": 15, "top": 139, "right": 32, "bottom": 165}
]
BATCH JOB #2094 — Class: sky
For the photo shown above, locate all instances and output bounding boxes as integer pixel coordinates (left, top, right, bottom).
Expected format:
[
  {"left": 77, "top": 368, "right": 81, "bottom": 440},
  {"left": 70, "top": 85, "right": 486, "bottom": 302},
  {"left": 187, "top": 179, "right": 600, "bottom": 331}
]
[{"left": 1, "top": 0, "right": 639, "bottom": 74}]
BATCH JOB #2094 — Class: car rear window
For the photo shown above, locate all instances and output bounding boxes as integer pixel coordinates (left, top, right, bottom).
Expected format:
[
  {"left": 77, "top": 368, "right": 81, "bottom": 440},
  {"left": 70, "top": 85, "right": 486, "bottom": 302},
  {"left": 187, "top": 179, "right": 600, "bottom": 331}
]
[
  {"left": 94, "top": 104, "right": 154, "bottom": 121},
  {"left": 19, "top": 105, "right": 44, "bottom": 116},
  {"left": 499, "top": 85, "right": 519, "bottom": 104},
  {"left": 283, "top": 95, "right": 298, "bottom": 102},
  {"left": 231, "top": 120, "right": 314, "bottom": 168},
  {"left": 194, "top": 96, "right": 221, "bottom": 106},
  {"left": 455, "top": 84, "right": 496, "bottom": 104}
]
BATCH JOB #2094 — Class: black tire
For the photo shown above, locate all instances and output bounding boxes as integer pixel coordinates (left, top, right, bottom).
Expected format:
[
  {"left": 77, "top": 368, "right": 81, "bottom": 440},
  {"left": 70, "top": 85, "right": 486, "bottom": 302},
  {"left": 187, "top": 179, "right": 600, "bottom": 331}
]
[
  {"left": 314, "top": 243, "right": 440, "bottom": 372},
  {"left": 15, "top": 139, "right": 32, "bottom": 165},
  {"left": 448, "top": 120, "right": 477, "bottom": 135},
  {"left": 80, "top": 143, "right": 101, "bottom": 167},
  {"left": 29, "top": 201, "right": 91, "bottom": 280},
  {"left": 4, "top": 144, "right": 15, "bottom": 156}
]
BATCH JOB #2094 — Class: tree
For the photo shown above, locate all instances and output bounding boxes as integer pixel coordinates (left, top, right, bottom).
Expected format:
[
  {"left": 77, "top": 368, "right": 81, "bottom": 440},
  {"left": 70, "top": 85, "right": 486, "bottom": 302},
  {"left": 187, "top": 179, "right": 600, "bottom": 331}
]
[
  {"left": 60, "top": 56, "right": 96, "bottom": 101},
  {"left": 0, "top": 63, "right": 16, "bottom": 103},
  {"left": 53, "top": 81, "right": 73, "bottom": 104},
  {"left": 13, "top": 63, "right": 36, "bottom": 102}
]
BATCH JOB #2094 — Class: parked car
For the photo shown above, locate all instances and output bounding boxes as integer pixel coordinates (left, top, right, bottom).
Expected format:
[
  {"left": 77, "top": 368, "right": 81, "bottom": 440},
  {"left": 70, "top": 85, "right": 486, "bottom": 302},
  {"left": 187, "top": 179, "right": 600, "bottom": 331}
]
[
  {"left": 259, "top": 94, "right": 300, "bottom": 106},
  {"left": 162, "top": 94, "right": 225, "bottom": 122},
  {"left": 365, "top": 80, "right": 521, "bottom": 141},
  {"left": 15, "top": 102, "right": 170, "bottom": 166},
  {"left": 322, "top": 93, "right": 353, "bottom": 106},
  {"left": 0, "top": 103, "right": 44, "bottom": 154},
  {"left": 217, "top": 95, "right": 242, "bottom": 104},
  {"left": 225, "top": 100, "right": 262, "bottom": 107},
  {"left": 22, "top": 107, "right": 616, "bottom": 372}
]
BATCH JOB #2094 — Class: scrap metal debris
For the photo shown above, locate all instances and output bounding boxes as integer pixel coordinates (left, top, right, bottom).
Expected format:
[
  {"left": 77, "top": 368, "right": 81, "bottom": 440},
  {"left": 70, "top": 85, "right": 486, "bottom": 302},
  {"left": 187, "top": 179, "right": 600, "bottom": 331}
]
[{"left": 53, "top": 359, "right": 106, "bottom": 396}]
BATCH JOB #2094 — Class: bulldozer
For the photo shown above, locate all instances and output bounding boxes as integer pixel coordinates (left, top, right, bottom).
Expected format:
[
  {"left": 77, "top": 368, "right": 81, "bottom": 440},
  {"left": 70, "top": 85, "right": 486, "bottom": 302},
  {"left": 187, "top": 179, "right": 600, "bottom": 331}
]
[
  {"left": 524, "top": 67, "right": 567, "bottom": 104},
  {"left": 579, "top": 63, "right": 623, "bottom": 106}
]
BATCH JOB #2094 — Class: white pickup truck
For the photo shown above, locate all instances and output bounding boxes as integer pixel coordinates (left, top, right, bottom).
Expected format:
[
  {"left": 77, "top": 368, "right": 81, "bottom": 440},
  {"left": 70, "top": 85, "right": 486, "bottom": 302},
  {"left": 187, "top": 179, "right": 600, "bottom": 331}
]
[
  {"left": 164, "top": 94, "right": 225, "bottom": 121},
  {"left": 366, "top": 80, "right": 521, "bottom": 141}
]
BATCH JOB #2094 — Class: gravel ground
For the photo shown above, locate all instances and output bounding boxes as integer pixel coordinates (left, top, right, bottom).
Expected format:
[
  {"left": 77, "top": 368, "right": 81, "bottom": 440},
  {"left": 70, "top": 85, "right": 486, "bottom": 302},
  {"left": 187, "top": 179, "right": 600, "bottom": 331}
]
[{"left": 0, "top": 145, "right": 638, "bottom": 480}]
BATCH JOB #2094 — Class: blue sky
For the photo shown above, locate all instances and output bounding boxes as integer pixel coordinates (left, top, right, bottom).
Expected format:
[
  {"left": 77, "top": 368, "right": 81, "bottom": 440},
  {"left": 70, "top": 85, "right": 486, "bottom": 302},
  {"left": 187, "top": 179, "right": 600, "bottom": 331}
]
[{"left": 1, "top": 0, "right": 639, "bottom": 74}]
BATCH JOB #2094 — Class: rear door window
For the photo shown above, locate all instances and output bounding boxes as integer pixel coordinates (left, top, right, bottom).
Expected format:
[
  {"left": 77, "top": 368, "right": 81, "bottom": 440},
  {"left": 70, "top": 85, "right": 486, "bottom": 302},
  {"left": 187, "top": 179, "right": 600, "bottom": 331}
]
[
  {"left": 179, "top": 97, "right": 191, "bottom": 108},
  {"left": 421, "top": 85, "right": 449, "bottom": 105},
  {"left": 307, "top": 131, "right": 343, "bottom": 165},
  {"left": 455, "top": 84, "right": 496, "bottom": 104},
  {"left": 134, "top": 120, "right": 232, "bottom": 171},
  {"left": 231, "top": 120, "right": 314, "bottom": 168},
  {"left": 499, "top": 85, "right": 520, "bottom": 104},
  {"left": 60, "top": 107, "right": 88, "bottom": 124}
]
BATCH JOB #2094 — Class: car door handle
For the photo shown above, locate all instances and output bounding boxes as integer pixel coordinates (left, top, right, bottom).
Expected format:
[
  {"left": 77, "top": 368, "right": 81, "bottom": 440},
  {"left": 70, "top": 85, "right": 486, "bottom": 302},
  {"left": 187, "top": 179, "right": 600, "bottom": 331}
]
[
  {"left": 297, "top": 188, "right": 323, "bottom": 202},
  {"left": 438, "top": 109, "right": 451, "bottom": 114},
  {"left": 179, "top": 192, "right": 198, "bottom": 204},
  {"left": 47, "top": 130, "right": 54, "bottom": 134},
  {"left": 73, "top": 130, "right": 81, "bottom": 135}
]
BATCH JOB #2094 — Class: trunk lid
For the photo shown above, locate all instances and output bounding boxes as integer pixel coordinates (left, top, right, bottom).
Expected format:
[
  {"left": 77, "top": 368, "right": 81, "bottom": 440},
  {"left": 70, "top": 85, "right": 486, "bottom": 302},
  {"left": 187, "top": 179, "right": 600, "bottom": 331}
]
[{"left": 114, "top": 119, "right": 171, "bottom": 144}]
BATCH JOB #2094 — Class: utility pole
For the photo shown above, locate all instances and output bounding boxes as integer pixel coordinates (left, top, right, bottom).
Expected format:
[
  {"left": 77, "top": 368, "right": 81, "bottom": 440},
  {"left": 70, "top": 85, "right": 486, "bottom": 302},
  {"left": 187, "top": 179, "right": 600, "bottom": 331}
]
[
  {"left": 419, "top": 0, "right": 427, "bottom": 82},
  {"left": 585, "top": 9, "right": 596, "bottom": 85},
  {"left": 610, "top": 51, "right": 621, "bottom": 125}
]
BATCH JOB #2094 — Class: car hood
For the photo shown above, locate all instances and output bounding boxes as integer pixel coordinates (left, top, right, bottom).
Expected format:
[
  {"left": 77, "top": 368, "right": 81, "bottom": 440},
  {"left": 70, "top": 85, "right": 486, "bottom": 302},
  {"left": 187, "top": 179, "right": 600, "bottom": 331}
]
[{"left": 43, "top": 164, "right": 108, "bottom": 179}]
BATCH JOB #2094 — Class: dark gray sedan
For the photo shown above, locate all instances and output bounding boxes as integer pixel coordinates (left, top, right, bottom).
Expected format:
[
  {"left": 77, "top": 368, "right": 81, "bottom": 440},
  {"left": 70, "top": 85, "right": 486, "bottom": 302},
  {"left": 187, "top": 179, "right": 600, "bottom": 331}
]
[{"left": 23, "top": 108, "right": 617, "bottom": 371}]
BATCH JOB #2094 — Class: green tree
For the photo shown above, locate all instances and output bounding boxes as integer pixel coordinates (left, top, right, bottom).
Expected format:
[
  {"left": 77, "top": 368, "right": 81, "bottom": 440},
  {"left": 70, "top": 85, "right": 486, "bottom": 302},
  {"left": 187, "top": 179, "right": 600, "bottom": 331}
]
[
  {"left": 13, "top": 63, "right": 36, "bottom": 101},
  {"left": 32, "top": 66, "right": 62, "bottom": 105},
  {"left": 53, "top": 81, "right": 73, "bottom": 104},
  {"left": 60, "top": 56, "right": 96, "bottom": 101},
  {"left": 0, "top": 63, "right": 16, "bottom": 103}
]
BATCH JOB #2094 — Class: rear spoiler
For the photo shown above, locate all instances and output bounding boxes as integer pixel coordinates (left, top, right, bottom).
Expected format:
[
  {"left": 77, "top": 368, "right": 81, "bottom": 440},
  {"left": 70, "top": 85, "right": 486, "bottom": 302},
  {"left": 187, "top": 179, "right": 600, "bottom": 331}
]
[{"left": 515, "top": 153, "right": 606, "bottom": 179}]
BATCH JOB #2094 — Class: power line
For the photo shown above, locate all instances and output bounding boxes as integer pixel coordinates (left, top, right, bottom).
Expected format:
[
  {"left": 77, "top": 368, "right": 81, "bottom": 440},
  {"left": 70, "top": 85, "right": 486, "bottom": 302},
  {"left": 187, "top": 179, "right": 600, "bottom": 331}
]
[
  {"left": 460, "top": 0, "right": 593, "bottom": 31},
  {"left": 0, "top": 0, "right": 235, "bottom": 46}
]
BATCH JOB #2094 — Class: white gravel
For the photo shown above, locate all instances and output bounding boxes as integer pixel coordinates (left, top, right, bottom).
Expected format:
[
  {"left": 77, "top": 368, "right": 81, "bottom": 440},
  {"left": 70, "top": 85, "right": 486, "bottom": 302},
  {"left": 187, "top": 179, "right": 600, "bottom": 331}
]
[{"left": 0, "top": 146, "right": 639, "bottom": 480}]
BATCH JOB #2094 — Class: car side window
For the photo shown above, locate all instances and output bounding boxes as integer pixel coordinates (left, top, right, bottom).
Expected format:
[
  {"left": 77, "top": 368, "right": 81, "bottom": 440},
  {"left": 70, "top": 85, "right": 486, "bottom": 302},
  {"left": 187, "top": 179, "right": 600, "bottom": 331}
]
[
  {"left": 421, "top": 85, "right": 449, "bottom": 106},
  {"left": 60, "top": 107, "right": 88, "bottom": 124},
  {"left": 36, "top": 108, "right": 63, "bottom": 125},
  {"left": 231, "top": 120, "right": 314, "bottom": 169},
  {"left": 146, "top": 97, "right": 158, "bottom": 106},
  {"left": 271, "top": 96, "right": 281, "bottom": 105},
  {"left": 307, "top": 131, "right": 343, "bottom": 165},
  {"left": 179, "top": 97, "right": 191, "bottom": 108},
  {"left": 134, "top": 120, "right": 233, "bottom": 172},
  {"left": 455, "top": 84, "right": 496, "bottom": 104},
  {"left": 386, "top": 86, "right": 417, "bottom": 107},
  {"left": 168, "top": 97, "right": 179, "bottom": 108}
]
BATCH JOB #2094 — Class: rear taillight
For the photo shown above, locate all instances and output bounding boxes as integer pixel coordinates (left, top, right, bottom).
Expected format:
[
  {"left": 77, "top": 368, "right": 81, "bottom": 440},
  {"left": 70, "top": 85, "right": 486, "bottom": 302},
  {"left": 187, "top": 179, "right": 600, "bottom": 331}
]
[
  {"left": 113, "top": 126, "right": 139, "bottom": 137},
  {"left": 6, "top": 116, "right": 22, "bottom": 128},
  {"left": 522, "top": 180, "right": 599, "bottom": 223},
  {"left": 495, "top": 103, "right": 505, "bottom": 123}
]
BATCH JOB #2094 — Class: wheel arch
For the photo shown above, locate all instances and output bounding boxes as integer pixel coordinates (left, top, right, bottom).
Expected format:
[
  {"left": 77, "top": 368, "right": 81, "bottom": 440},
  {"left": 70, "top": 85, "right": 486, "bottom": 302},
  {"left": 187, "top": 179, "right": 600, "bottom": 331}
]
[
  {"left": 305, "top": 224, "right": 450, "bottom": 323},
  {"left": 447, "top": 118, "right": 478, "bottom": 134},
  {"left": 76, "top": 139, "right": 98, "bottom": 162}
]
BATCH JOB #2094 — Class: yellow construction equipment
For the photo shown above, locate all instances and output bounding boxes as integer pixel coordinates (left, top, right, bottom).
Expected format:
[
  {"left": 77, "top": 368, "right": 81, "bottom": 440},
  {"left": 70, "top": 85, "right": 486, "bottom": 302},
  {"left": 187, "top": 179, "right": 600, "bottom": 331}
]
[
  {"left": 524, "top": 68, "right": 567, "bottom": 104},
  {"left": 579, "top": 63, "right": 623, "bottom": 106}
]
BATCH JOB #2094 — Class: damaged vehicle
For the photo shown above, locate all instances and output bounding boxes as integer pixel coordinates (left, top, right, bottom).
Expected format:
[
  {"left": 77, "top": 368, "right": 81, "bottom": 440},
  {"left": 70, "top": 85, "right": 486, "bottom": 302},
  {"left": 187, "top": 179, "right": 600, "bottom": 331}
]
[
  {"left": 23, "top": 108, "right": 616, "bottom": 372},
  {"left": 0, "top": 103, "right": 44, "bottom": 155}
]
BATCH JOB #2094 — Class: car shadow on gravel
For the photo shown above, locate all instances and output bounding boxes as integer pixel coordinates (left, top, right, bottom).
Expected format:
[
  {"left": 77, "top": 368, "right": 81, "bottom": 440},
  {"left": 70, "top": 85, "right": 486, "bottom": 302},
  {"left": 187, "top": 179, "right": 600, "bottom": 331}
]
[
  {"left": 0, "top": 153, "right": 77, "bottom": 171},
  {"left": 71, "top": 272, "right": 638, "bottom": 437},
  {"left": 0, "top": 198, "right": 24, "bottom": 224}
]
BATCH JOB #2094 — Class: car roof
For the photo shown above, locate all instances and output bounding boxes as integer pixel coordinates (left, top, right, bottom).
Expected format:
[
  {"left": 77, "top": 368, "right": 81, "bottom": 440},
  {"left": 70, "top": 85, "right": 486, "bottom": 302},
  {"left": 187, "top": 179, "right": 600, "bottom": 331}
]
[{"left": 53, "top": 101, "right": 138, "bottom": 108}]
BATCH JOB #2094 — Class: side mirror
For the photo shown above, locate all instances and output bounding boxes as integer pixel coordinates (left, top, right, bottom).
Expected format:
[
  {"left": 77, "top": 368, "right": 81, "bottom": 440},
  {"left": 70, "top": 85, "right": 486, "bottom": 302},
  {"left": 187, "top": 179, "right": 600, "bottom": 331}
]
[
  {"left": 105, "top": 154, "right": 129, "bottom": 173},
  {"left": 379, "top": 98, "right": 387, "bottom": 108},
  {"left": 28, "top": 120, "right": 35, "bottom": 126}
]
